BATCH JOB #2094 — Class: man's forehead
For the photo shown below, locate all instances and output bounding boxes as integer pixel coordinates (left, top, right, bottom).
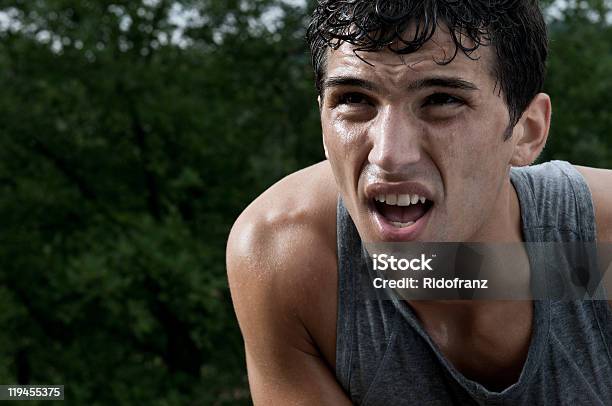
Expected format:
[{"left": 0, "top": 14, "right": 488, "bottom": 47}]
[{"left": 324, "top": 26, "right": 494, "bottom": 84}]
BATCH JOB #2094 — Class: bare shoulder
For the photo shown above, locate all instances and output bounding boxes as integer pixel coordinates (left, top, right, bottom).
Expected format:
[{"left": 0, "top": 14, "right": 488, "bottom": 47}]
[
  {"left": 226, "top": 160, "right": 339, "bottom": 364},
  {"left": 228, "top": 160, "right": 337, "bottom": 254},
  {"left": 574, "top": 165, "right": 612, "bottom": 242},
  {"left": 574, "top": 165, "right": 612, "bottom": 310},
  {"left": 227, "top": 160, "right": 338, "bottom": 282}
]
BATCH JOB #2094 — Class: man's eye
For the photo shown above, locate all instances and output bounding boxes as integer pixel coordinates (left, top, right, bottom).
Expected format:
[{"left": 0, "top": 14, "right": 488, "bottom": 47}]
[
  {"left": 422, "top": 93, "right": 463, "bottom": 107},
  {"left": 338, "top": 92, "right": 370, "bottom": 105}
]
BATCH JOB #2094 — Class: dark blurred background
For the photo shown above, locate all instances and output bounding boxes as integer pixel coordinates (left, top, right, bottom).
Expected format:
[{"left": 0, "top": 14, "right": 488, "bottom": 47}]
[{"left": 0, "top": 0, "right": 609, "bottom": 404}]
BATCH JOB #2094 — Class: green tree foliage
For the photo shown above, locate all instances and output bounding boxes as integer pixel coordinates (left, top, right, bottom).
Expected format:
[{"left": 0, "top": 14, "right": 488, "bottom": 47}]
[
  {"left": 542, "top": 0, "right": 612, "bottom": 167},
  {"left": 0, "top": 0, "right": 320, "bottom": 404},
  {"left": 0, "top": 0, "right": 609, "bottom": 404}
]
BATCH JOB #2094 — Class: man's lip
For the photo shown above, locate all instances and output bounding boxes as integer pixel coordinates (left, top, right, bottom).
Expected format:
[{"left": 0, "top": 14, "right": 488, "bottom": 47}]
[
  {"left": 369, "top": 200, "right": 433, "bottom": 241},
  {"left": 364, "top": 181, "right": 434, "bottom": 202}
]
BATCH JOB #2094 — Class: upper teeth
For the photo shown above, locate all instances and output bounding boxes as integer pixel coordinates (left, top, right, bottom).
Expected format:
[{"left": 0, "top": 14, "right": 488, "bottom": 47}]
[{"left": 374, "top": 193, "right": 427, "bottom": 206}]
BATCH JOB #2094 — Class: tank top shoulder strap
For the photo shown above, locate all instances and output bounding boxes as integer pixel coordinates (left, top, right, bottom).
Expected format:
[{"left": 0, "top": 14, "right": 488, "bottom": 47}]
[
  {"left": 335, "top": 197, "right": 359, "bottom": 392},
  {"left": 511, "top": 160, "right": 611, "bottom": 361},
  {"left": 510, "top": 160, "right": 596, "bottom": 242}
]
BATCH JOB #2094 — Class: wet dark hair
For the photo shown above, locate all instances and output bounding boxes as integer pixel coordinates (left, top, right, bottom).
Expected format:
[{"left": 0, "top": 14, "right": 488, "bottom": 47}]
[{"left": 306, "top": 0, "right": 548, "bottom": 137}]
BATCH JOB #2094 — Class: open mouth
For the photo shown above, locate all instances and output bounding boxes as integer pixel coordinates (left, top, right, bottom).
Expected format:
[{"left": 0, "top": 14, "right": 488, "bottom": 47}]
[{"left": 372, "top": 193, "right": 434, "bottom": 228}]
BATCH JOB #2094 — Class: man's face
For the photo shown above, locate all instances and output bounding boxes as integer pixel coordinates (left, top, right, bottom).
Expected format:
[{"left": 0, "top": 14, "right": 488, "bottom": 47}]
[{"left": 320, "top": 27, "right": 520, "bottom": 242}]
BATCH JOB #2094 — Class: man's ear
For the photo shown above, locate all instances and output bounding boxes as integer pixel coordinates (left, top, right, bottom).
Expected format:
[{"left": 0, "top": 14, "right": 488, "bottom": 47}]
[
  {"left": 318, "top": 95, "right": 329, "bottom": 159},
  {"left": 509, "top": 93, "right": 551, "bottom": 167}
]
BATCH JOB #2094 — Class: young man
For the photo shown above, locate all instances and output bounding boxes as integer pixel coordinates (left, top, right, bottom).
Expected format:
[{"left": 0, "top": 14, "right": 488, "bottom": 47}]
[{"left": 227, "top": 1, "right": 612, "bottom": 404}]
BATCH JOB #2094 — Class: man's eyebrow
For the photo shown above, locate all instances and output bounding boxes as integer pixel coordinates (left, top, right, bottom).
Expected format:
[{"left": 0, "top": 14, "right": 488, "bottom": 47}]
[
  {"left": 321, "top": 75, "right": 479, "bottom": 93},
  {"left": 408, "top": 77, "right": 479, "bottom": 91},
  {"left": 322, "top": 76, "right": 379, "bottom": 93}
]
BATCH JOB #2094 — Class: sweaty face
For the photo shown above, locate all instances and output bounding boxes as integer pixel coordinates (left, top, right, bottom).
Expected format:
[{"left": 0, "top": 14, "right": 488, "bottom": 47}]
[{"left": 320, "top": 28, "right": 519, "bottom": 242}]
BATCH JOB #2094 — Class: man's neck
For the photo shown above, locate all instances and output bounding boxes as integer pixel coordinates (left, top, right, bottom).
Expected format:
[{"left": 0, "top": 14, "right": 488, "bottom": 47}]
[{"left": 467, "top": 175, "right": 524, "bottom": 243}]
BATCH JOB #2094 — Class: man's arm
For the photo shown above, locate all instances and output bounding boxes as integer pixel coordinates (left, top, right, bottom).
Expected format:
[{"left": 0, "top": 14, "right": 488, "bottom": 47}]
[
  {"left": 226, "top": 167, "right": 351, "bottom": 405},
  {"left": 575, "top": 166, "right": 612, "bottom": 310}
]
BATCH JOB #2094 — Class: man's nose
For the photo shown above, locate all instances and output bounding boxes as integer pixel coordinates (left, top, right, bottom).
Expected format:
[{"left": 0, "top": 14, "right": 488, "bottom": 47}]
[{"left": 368, "top": 106, "right": 422, "bottom": 173}]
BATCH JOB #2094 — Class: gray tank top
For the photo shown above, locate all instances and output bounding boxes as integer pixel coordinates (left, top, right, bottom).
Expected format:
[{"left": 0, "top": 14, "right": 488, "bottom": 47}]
[{"left": 336, "top": 160, "right": 612, "bottom": 405}]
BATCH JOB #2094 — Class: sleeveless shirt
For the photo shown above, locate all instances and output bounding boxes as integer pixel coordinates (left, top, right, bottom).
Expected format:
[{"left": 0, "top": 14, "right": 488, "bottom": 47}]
[{"left": 335, "top": 160, "right": 612, "bottom": 405}]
